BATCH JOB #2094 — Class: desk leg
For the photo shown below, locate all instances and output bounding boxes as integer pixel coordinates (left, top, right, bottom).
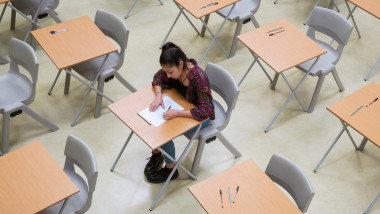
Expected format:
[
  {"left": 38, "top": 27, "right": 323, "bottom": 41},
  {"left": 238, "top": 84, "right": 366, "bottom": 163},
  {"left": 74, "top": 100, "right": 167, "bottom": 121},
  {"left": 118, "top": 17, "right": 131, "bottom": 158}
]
[
  {"left": 48, "top": 69, "right": 63, "bottom": 95},
  {"left": 160, "top": 3, "right": 199, "bottom": 49},
  {"left": 364, "top": 192, "right": 380, "bottom": 214},
  {"left": 149, "top": 124, "right": 201, "bottom": 211},
  {"left": 364, "top": 58, "right": 380, "bottom": 81},
  {"left": 198, "top": 3, "right": 236, "bottom": 64},
  {"left": 239, "top": 52, "right": 272, "bottom": 87},
  {"left": 110, "top": 131, "right": 134, "bottom": 172},
  {"left": 358, "top": 137, "right": 369, "bottom": 151},
  {"left": 23, "top": 0, "right": 44, "bottom": 43},
  {"left": 5, "top": 3, "right": 42, "bottom": 29},
  {"left": 313, "top": 121, "right": 358, "bottom": 172},
  {"left": 265, "top": 57, "right": 319, "bottom": 132},
  {"left": 58, "top": 199, "right": 68, "bottom": 214},
  {"left": 124, "top": 0, "right": 138, "bottom": 19},
  {"left": 0, "top": 4, "right": 7, "bottom": 23},
  {"left": 70, "top": 55, "right": 115, "bottom": 127},
  {"left": 280, "top": 73, "right": 307, "bottom": 112},
  {"left": 345, "top": 0, "right": 361, "bottom": 38}
]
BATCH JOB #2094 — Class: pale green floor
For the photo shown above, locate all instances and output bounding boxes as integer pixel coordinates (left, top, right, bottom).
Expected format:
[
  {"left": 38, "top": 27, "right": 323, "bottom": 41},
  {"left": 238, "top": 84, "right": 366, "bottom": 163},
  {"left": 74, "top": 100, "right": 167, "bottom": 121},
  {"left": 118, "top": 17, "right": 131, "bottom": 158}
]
[{"left": 1, "top": 0, "right": 380, "bottom": 213}]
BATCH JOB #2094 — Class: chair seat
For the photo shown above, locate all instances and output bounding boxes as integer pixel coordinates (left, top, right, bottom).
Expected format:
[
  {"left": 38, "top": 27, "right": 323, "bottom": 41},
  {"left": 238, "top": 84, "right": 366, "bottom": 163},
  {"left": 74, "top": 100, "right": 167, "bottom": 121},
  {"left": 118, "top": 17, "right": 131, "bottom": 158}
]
[
  {"left": 0, "top": 73, "right": 32, "bottom": 110},
  {"left": 296, "top": 40, "right": 338, "bottom": 76},
  {"left": 39, "top": 170, "right": 89, "bottom": 214},
  {"left": 11, "top": 0, "right": 58, "bottom": 16},
  {"left": 216, "top": 0, "right": 259, "bottom": 21},
  {"left": 186, "top": 100, "right": 226, "bottom": 140},
  {"left": 71, "top": 51, "right": 120, "bottom": 81}
]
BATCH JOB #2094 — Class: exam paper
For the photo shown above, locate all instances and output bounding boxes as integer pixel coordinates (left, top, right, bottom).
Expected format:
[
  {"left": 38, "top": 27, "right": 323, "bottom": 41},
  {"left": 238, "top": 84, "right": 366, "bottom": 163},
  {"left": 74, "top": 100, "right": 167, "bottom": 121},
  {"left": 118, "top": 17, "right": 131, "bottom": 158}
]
[{"left": 138, "top": 96, "right": 184, "bottom": 127}]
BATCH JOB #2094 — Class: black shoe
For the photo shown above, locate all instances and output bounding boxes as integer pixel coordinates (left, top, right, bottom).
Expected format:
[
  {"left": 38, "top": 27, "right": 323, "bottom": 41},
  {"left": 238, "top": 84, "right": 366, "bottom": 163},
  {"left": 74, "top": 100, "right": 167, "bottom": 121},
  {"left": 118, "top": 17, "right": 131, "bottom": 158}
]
[
  {"left": 144, "top": 152, "right": 164, "bottom": 175},
  {"left": 146, "top": 167, "right": 179, "bottom": 184}
]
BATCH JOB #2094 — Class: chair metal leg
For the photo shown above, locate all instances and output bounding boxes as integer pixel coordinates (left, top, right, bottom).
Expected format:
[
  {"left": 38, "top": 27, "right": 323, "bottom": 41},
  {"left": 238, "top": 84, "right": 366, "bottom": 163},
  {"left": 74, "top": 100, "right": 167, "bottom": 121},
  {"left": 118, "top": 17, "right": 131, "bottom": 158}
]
[
  {"left": 200, "top": 14, "right": 209, "bottom": 37},
  {"left": 364, "top": 192, "right": 380, "bottom": 214},
  {"left": 46, "top": 9, "right": 62, "bottom": 23},
  {"left": 110, "top": 131, "right": 134, "bottom": 171},
  {"left": 94, "top": 78, "right": 105, "bottom": 118},
  {"left": 0, "top": 4, "right": 7, "bottom": 23},
  {"left": 332, "top": 68, "right": 345, "bottom": 92},
  {"left": 358, "top": 137, "right": 369, "bottom": 151},
  {"left": 228, "top": 20, "right": 243, "bottom": 58},
  {"left": 190, "top": 140, "right": 206, "bottom": 176},
  {"left": 10, "top": 8, "right": 15, "bottom": 30},
  {"left": 217, "top": 133, "right": 242, "bottom": 158},
  {"left": 271, "top": 73, "right": 280, "bottom": 90},
  {"left": 2, "top": 112, "right": 11, "bottom": 154},
  {"left": 364, "top": 58, "right": 380, "bottom": 81},
  {"left": 64, "top": 71, "right": 71, "bottom": 94},
  {"left": 114, "top": 72, "right": 137, "bottom": 93},
  {"left": 21, "top": 105, "right": 59, "bottom": 131},
  {"left": 308, "top": 74, "right": 326, "bottom": 113}
]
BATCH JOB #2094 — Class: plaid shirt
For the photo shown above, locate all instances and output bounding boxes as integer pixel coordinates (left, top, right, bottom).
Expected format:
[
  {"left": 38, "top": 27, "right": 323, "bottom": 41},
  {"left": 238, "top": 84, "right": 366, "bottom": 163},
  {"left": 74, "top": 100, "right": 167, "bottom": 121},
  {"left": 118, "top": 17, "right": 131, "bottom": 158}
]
[{"left": 152, "top": 59, "right": 215, "bottom": 121}]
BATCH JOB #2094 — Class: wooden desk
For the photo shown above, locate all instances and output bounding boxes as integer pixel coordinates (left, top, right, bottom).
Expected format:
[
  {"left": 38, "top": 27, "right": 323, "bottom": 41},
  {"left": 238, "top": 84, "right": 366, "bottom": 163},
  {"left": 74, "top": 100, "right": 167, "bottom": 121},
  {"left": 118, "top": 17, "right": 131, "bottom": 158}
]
[
  {"left": 237, "top": 19, "right": 326, "bottom": 132},
  {"left": 188, "top": 159, "right": 302, "bottom": 214},
  {"left": 161, "top": 0, "right": 240, "bottom": 64},
  {"left": 108, "top": 85, "right": 203, "bottom": 211},
  {"left": 0, "top": 141, "right": 79, "bottom": 214},
  {"left": 314, "top": 82, "right": 380, "bottom": 213},
  {"left": 32, "top": 16, "right": 117, "bottom": 126},
  {"left": 344, "top": 0, "right": 380, "bottom": 81}
]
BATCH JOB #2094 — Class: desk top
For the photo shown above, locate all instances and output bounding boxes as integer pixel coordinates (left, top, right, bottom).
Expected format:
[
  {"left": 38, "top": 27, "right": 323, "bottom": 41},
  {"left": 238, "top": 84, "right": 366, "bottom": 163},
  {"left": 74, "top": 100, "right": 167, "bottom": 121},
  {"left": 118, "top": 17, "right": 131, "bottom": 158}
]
[
  {"left": 188, "top": 159, "right": 302, "bottom": 214},
  {"left": 0, "top": 141, "right": 79, "bottom": 214},
  {"left": 237, "top": 19, "right": 326, "bottom": 73},
  {"left": 348, "top": 0, "right": 380, "bottom": 19},
  {"left": 175, "top": 0, "right": 240, "bottom": 19},
  {"left": 31, "top": 16, "right": 117, "bottom": 70},
  {"left": 108, "top": 85, "right": 201, "bottom": 150},
  {"left": 327, "top": 82, "right": 380, "bottom": 147}
]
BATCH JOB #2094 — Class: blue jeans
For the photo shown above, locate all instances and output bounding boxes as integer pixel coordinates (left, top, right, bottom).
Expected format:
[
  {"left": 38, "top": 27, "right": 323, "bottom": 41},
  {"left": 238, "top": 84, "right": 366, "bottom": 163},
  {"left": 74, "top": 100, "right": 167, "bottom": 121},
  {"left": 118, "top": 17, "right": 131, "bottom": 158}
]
[{"left": 160, "top": 119, "right": 210, "bottom": 164}]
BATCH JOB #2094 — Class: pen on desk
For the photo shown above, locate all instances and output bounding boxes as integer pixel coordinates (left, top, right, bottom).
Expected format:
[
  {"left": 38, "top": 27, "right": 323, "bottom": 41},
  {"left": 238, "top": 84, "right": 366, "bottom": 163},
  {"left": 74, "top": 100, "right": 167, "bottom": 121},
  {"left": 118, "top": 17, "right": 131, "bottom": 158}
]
[
  {"left": 50, "top": 29, "right": 68, "bottom": 34},
  {"left": 269, "top": 30, "right": 285, "bottom": 36},
  {"left": 228, "top": 185, "right": 232, "bottom": 207},
  {"left": 220, "top": 189, "right": 223, "bottom": 208},
  {"left": 166, "top": 106, "right": 172, "bottom": 112},
  {"left": 350, "top": 104, "right": 364, "bottom": 116},
  {"left": 232, "top": 186, "right": 239, "bottom": 204},
  {"left": 366, "top": 97, "right": 378, "bottom": 107},
  {"left": 200, "top": 2, "right": 218, "bottom": 9},
  {"left": 266, "top": 27, "right": 283, "bottom": 33}
]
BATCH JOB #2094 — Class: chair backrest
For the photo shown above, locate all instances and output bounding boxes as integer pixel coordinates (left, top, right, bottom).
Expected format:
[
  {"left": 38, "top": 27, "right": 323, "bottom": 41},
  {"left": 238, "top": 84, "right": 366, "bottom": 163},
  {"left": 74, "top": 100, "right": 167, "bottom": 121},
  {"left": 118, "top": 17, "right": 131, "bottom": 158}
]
[
  {"left": 265, "top": 154, "right": 315, "bottom": 213},
  {"left": 307, "top": 7, "right": 353, "bottom": 54},
  {"left": 8, "top": 38, "right": 39, "bottom": 103},
  {"left": 94, "top": 9, "right": 129, "bottom": 70},
  {"left": 11, "top": 0, "right": 59, "bottom": 16},
  {"left": 204, "top": 63, "right": 239, "bottom": 130},
  {"left": 64, "top": 135, "right": 98, "bottom": 213}
]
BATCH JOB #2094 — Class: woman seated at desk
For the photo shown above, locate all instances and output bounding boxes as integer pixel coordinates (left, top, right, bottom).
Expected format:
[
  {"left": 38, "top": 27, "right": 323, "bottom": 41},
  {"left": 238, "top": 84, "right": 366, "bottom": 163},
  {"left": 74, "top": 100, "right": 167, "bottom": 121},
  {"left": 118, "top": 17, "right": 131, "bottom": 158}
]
[{"left": 146, "top": 42, "right": 215, "bottom": 183}]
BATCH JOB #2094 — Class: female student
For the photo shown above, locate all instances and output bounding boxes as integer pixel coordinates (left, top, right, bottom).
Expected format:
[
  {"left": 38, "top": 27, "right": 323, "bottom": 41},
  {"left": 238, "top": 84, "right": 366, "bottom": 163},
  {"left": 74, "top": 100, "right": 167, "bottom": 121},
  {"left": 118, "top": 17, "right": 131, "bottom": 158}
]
[{"left": 145, "top": 42, "right": 215, "bottom": 183}]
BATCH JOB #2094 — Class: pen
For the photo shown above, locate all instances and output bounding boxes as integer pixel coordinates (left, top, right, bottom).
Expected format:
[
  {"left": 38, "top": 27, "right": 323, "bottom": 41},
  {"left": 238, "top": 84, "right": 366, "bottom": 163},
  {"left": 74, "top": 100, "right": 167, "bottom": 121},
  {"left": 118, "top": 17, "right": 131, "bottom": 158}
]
[
  {"left": 50, "top": 29, "right": 68, "bottom": 34},
  {"left": 266, "top": 27, "right": 283, "bottom": 33},
  {"left": 269, "top": 30, "right": 285, "bottom": 36},
  {"left": 350, "top": 104, "right": 364, "bottom": 116},
  {"left": 228, "top": 185, "right": 232, "bottom": 207},
  {"left": 200, "top": 2, "right": 218, "bottom": 9},
  {"left": 166, "top": 106, "right": 171, "bottom": 112},
  {"left": 220, "top": 189, "right": 223, "bottom": 208},
  {"left": 232, "top": 186, "right": 239, "bottom": 204},
  {"left": 366, "top": 97, "right": 378, "bottom": 107}
]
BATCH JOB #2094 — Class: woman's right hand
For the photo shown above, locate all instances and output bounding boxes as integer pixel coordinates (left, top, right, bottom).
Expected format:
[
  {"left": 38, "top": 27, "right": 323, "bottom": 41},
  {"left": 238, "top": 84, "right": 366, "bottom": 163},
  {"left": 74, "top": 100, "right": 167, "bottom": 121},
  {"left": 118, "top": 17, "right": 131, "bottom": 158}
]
[{"left": 149, "top": 95, "right": 165, "bottom": 112}]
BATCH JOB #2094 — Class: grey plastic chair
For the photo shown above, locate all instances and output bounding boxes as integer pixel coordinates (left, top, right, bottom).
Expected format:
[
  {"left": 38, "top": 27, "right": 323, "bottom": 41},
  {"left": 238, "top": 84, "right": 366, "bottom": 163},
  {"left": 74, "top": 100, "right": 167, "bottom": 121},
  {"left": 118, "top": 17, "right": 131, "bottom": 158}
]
[
  {"left": 296, "top": 7, "right": 353, "bottom": 113},
  {"left": 56, "top": 9, "right": 136, "bottom": 118},
  {"left": 40, "top": 135, "right": 98, "bottom": 214},
  {"left": 265, "top": 154, "right": 315, "bottom": 213},
  {"left": 202, "top": 0, "right": 260, "bottom": 57},
  {"left": 185, "top": 63, "right": 241, "bottom": 176},
  {"left": 0, "top": 38, "right": 58, "bottom": 154}
]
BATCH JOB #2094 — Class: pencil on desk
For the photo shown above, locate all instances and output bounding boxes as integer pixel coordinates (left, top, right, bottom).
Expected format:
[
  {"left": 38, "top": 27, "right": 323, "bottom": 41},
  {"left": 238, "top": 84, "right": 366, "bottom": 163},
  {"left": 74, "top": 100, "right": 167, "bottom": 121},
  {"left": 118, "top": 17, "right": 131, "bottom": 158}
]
[
  {"left": 233, "top": 186, "right": 239, "bottom": 204},
  {"left": 350, "top": 104, "right": 364, "bottom": 116}
]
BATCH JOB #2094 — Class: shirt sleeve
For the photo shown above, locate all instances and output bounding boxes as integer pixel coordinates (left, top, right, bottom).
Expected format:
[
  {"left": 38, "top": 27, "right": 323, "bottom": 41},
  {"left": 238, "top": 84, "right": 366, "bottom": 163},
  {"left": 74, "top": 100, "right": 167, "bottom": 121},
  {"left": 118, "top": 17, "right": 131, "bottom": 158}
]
[
  {"left": 189, "top": 70, "right": 215, "bottom": 121},
  {"left": 152, "top": 69, "right": 173, "bottom": 89}
]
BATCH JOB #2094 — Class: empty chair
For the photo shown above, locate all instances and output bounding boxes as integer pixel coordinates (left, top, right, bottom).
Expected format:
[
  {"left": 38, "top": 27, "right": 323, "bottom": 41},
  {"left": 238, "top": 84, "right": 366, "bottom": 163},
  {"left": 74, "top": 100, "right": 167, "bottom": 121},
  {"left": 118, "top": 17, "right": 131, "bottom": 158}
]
[
  {"left": 0, "top": 38, "right": 58, "bottom": 154},
  {"left": 40, "top": 135, "right": 98, "bottom": 214},
  {"left": 185, "top": 63, "right": 241, "bottom": 176},
  {"left": 202, "top": 0, "right": 260, "bottom": 57},
  {"left": 278, "top": 7, "right": 352, "bottom": 113},
  {"left": 57, "top": 9, "right": 136, "bottom": 118},
  {"left": 265, "top": 154, "right": 315, "bottom": 213}
]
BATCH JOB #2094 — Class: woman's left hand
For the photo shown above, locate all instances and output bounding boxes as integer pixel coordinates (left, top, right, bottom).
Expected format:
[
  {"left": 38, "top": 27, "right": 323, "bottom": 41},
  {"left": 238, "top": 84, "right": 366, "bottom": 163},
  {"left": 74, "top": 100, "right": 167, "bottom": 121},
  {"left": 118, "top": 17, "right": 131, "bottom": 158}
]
[{"left": 163, "top": 109, "right": 177, "bottom": 120}]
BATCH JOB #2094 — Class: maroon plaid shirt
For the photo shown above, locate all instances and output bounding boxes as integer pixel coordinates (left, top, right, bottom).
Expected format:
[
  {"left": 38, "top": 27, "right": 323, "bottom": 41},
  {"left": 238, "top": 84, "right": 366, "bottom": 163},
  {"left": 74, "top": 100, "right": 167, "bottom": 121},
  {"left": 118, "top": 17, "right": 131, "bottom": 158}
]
[{"left": 152, "top": 59, "right": 215, "bottom": 121}]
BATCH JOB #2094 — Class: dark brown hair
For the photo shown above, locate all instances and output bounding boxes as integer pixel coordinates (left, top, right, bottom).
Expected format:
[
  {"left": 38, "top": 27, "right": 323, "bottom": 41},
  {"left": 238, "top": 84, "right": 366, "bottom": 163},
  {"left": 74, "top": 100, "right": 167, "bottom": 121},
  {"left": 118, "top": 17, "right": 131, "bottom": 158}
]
[{"left": 160, "top": 42, "right": 188, "bottom": 71}]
